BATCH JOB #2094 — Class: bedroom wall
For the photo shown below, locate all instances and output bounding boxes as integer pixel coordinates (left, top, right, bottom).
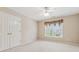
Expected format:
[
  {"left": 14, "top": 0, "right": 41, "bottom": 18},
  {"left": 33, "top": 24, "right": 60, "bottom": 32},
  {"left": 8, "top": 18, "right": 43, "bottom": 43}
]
[
  {"left": 37, "top": 14, "right": 79, "bottom": 43},
  {"left": 21, "top": 17, "right": 37, "bottom": 45},
  {"left": 78, "top": 16, "right": 79, "bottom": 42}
]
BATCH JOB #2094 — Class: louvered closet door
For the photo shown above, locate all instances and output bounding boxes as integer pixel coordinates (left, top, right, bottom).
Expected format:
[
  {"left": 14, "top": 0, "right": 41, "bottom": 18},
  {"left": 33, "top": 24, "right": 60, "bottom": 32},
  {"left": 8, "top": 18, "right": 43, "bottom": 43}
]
[{"left": 0, "top": 12, "right": 21, "bottom": 51}]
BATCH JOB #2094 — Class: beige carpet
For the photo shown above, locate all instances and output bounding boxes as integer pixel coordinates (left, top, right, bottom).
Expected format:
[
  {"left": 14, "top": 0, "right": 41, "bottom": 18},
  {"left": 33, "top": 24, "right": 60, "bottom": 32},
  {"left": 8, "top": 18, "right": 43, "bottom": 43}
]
[{"left": 3, "top": 40, "right": 79, "bottom": 52}]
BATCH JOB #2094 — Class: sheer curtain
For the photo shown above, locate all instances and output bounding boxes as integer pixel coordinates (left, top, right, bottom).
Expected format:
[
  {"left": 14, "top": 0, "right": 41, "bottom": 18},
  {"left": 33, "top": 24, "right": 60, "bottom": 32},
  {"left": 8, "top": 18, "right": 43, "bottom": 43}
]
[{"left": 45, "top": 19, "right": 63, "bottom": 37}]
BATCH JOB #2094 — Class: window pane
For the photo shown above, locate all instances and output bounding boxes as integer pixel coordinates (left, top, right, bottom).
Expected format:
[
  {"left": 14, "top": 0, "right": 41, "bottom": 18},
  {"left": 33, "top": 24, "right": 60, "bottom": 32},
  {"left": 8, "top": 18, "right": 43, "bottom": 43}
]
[{"left": 45, "top": 20, "right": 63, "bottom": 38}]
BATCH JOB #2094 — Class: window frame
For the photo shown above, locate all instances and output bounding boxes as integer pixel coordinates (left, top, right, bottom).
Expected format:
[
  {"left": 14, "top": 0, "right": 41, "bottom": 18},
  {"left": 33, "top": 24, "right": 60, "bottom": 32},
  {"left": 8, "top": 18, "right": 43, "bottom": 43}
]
[{"left": 44, "top": 19, "right": 64, "bottom": 38}]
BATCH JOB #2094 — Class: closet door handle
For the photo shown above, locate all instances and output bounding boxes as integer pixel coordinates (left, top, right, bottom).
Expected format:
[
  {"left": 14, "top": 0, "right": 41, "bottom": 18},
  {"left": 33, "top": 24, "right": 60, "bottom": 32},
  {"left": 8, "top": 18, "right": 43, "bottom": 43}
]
[{"left": 8, "top": 33, "right": 12, "bottom": 35}]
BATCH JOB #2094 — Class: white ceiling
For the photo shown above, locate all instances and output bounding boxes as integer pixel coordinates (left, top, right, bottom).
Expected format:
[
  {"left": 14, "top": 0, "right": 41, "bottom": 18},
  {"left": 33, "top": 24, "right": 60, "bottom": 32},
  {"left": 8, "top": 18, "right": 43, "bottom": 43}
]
[{"left": 10, "top": 7, "right": 79, "bottom": 21}]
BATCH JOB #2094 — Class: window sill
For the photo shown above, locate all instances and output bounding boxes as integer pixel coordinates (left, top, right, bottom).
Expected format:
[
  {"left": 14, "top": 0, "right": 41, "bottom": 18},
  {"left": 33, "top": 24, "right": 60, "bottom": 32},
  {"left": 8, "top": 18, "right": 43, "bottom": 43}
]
[{"left": 45, "top": 36, "right": 63, "bottom": 38}]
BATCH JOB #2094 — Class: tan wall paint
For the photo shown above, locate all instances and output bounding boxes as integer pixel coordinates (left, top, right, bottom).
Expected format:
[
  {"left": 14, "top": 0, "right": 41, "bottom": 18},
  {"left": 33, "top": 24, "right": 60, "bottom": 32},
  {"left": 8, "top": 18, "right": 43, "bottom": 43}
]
[
  {"left": 38, "top": 14, "right": 79, "bottom": 43},
  {"left": 21, "top": 17, "right": 37, "bottom": 45}
]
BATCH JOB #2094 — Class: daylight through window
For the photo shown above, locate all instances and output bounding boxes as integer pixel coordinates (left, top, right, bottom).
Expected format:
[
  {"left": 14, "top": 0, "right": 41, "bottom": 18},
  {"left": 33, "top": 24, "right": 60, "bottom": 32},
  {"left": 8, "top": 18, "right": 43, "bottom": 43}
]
[{"left": 44, "top": 19, "right": 63, "bottom": 38}]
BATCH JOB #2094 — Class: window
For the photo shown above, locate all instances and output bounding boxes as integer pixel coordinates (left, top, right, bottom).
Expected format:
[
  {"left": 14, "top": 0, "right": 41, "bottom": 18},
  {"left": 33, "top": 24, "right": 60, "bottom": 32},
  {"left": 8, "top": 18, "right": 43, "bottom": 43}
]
[{"left": 44, "top": 19, "right": 63, "bottom": 38}]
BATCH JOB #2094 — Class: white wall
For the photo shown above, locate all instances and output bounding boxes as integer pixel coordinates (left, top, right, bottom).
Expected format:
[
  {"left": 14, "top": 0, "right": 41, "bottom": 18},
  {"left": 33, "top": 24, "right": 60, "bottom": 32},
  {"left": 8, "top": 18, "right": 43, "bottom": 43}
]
[{"left": 21, "top": 17, "right": 37, "bottom": 45}]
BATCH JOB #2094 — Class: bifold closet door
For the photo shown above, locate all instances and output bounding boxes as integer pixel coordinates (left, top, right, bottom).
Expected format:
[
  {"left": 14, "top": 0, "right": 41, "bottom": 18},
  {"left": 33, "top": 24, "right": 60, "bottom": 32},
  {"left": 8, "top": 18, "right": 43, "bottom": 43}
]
[
  {"left": 0, "top": 12, "right": 21, "bottom": 51},
  {"left": 0, "top": 15, "right": 9, "bottom": 51},
  {"left": 8, "top": 17, "right": 21, "bottom": 48}
]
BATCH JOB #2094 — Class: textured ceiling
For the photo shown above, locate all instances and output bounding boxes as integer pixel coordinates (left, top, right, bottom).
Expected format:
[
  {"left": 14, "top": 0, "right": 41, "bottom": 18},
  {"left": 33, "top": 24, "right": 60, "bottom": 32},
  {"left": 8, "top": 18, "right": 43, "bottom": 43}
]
[{"left": 10, "top": 7, "right": 79, "bottom": 21}]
